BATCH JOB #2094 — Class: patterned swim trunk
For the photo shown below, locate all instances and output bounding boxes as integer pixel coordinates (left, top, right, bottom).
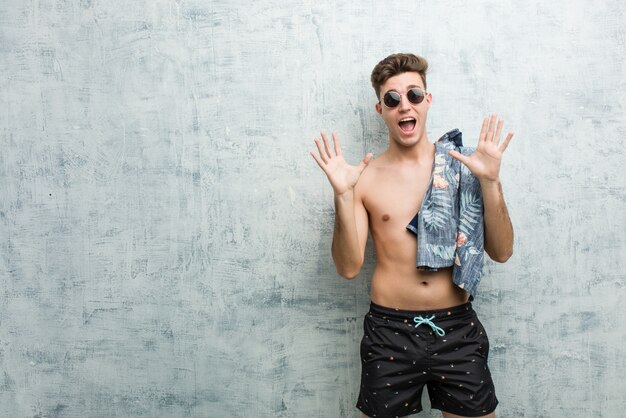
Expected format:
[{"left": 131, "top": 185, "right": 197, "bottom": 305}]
[{"left": 356, "top": 301, "right": 498, "bottom": 417}]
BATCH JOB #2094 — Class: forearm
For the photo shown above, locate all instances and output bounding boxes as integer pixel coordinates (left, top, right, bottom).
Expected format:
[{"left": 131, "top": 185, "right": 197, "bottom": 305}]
[
  {"left": 331, "top": 191, "right": 364, "bottom": 279},
  {"left": 481, "top": 180, "right": 514, "bottom": 262}
]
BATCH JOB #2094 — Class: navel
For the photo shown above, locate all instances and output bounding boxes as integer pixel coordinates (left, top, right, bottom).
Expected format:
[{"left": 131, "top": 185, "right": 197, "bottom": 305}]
[{"left": 382, "top": 214, "right": 390, "bottom": 222}]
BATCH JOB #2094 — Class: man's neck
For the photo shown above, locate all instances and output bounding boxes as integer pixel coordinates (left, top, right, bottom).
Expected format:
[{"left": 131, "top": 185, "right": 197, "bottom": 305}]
[{"left": 385, "top": 133, "right": 434, "bottom": 166}]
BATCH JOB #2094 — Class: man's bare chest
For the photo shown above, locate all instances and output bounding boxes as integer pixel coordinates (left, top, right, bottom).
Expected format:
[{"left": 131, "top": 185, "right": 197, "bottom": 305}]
[{"left": 363, "top": 173, "right": 431, "bottom": 227}]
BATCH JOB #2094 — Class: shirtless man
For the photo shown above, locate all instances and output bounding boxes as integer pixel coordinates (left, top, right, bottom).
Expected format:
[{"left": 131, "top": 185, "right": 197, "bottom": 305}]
[{"left": 310, "top": 53, "right": 514, "bottom": 418}]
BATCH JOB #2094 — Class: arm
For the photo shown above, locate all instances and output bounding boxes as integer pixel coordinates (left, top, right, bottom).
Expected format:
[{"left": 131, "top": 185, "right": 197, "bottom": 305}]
[
  {"left": 331, "top": 187, "right": 370, "bottom": 279},
  {"left": 311, "top": 132, "right": 372, "bottom": 279},
  {"left": 449, "top": 114, "right": 515, "bottom": 263},
  {"left": 480, "top": 179, "right": 513, "bottom": 262}
]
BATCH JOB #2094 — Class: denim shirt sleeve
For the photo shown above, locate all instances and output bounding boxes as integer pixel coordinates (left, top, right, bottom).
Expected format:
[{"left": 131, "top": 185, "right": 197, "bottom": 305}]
[{"left": 406, "top": 129, "right": 485, "bottom": 298}]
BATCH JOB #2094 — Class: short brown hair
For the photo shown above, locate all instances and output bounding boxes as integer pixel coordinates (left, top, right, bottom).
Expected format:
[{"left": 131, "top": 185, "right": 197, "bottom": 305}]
[{"left": 370, "top": 53, "right": 429, "bottom": 99}]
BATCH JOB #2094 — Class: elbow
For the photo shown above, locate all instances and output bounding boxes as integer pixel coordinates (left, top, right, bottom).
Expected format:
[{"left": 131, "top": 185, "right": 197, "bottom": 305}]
[
  {"left": 490, "top": 249, "right": 513, "bottom": 263},
  {"left": 335, "top": 264, "right": 362, "bottom": 280},
  {"left": 333, "top": 258, "right": 363, "bottom": 280},
  {"left": 331, "top": 241, "right": 364, "bottom": 279}
]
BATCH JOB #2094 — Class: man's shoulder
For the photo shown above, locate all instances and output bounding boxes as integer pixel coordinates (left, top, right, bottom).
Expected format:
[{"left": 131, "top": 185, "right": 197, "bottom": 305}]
[
  {"left": 359, "top": 152, "right": 396, "bottom": 180},
  {"left": 354, "top": 155, "right": 393, "bottom": 205},
  {"left": 354, "top": 159, "right": 377, "bottom": 198}
]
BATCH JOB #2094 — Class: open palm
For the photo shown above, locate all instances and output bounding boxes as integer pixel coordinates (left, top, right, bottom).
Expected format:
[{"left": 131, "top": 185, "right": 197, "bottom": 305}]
[
  {"left": 449, "top": 114, "right": 514, "bottom": 183},
  {"left": 310, "top": 132, "right": 372, "bottom": 195}
]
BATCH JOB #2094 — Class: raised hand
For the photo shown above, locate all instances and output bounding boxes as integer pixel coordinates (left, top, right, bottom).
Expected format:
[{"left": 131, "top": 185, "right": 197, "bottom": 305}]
[
  {"left": 449, "top": 114, "right": 514, "bottom": 183},
  {"left": 310, "top": 132, "right": 373, "bottom": 195}
]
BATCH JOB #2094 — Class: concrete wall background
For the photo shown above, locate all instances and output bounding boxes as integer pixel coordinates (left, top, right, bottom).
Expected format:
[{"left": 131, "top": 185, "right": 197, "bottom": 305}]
[{"left": 1, "top": 0, "right": 624, "bottom": 417}]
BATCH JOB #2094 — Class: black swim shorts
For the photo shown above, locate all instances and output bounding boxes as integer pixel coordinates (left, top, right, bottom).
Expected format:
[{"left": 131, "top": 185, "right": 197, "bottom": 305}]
[{"left": 356, "top": 301, "right": 498, "bottom": 417}]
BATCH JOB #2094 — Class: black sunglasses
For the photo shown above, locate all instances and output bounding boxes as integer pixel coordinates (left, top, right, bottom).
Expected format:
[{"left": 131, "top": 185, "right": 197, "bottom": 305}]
[{"left": 380, "top": 87, "right": 426, "bottom": 108}]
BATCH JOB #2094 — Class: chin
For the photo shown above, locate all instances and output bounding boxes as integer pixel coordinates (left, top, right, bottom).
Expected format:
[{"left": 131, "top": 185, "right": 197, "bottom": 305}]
[
  {"left": 397, "top": 131, "right": 424, "bottom": 146},
  {"left": 394, "top": 137, "right": 419, "bottom": 148}
]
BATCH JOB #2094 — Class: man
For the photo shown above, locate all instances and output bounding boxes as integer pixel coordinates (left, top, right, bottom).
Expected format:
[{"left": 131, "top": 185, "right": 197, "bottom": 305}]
[{"left": 310, "top": 53, "right": 514, "bottom": 418}]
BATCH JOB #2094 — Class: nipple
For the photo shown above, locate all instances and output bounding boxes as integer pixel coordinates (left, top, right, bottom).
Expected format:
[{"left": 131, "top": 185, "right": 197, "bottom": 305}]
[{"left": 382, "top": 214, "right": 390, "bottom": 222}]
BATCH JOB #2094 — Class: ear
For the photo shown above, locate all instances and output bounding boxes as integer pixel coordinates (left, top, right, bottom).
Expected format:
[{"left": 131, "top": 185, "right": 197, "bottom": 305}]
[
  {"left": 375, "top": 102, "right": 382, "bottom": 115},
  {"left": 425, "top": 92, "right": 433, "bottom": 106}
]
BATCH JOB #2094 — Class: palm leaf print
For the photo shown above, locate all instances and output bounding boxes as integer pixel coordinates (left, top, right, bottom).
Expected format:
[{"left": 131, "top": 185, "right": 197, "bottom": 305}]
[
  {"left": 422, "top": 187, "right": 452, "bottom": 232},
  {"left": 459, "top": 190, "right": 482, "bottom": 236},
  {"left": 443, "top": 163, "right": 459, "bottom": 187},
  {"left": 427, "top": 244, "right": 455, "bottom": 261}
]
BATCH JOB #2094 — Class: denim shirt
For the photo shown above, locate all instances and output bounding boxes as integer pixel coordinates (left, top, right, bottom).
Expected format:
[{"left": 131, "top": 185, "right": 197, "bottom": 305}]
[{"left": 406, "top": 129, "right": 484, "bottom": 298}]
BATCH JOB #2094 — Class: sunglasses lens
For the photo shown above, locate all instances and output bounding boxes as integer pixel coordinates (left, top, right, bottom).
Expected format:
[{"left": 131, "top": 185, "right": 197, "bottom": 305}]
[
  {"left": 407, "top": 88, "right": 425, "bottom": 104},
  {"left": 383, "top": 91, "right": 401, "bottom": 108}
]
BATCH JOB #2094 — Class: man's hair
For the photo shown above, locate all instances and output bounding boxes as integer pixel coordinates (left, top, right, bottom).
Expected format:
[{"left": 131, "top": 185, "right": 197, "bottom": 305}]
[{"left": 370, "top": 53, "right": 429, "bottom": 99}]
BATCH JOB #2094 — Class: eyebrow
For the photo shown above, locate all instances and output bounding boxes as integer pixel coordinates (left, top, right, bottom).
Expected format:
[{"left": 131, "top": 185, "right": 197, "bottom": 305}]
[{"left": 385, "top": 85, "right": 425, "bottom": 93}]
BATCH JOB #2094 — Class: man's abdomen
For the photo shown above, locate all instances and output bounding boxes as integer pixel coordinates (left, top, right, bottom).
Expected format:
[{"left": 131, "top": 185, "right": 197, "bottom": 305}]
[{"left": 370, "top": 264, "right": 468, "bottom": 311}]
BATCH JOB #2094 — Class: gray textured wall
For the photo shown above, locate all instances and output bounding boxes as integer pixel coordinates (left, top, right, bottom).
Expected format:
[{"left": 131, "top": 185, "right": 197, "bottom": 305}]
[{"left": 1, "top": 1, "right": 625, "bottom": 417}]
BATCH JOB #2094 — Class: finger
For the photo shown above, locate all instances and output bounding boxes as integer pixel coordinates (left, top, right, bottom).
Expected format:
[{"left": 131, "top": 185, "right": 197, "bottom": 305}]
[
  {"left": 332, "top": 132, "right": 343, "bottom": 157},
  {"left": 478, "top": 117, "right": 489, "bottom": 143},
  {"left": 449, "top": 150, "right": 470, "bottom": 166},
  {"left": 320, "top": 132, "right": 334, "bottom": 158},
  {"left": 314, "top": 138, "right": 329, "bottom": 163},
  {"left": 493, "top": 119, "right": 504, "bottom": 145},
  {"left": 310, "top": 151, "right": 328, "bottom": 172},
  {"left": 499, "top": 132, "right": 514, "bottom": 153},
  {"left": 486, "top": 114, "right": 497, "bottom": 142},
  {"left": 357, "top": 152, "right": 373, "bottom": 173}
]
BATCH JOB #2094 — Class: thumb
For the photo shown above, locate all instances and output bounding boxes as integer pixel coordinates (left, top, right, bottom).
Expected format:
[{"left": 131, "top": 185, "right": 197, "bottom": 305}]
[
  {"left": 448, "top": 150, "right": 469, "bottom": 165},
  {"left": 358, "top": 153, "right": 373, "bottom": 172}
]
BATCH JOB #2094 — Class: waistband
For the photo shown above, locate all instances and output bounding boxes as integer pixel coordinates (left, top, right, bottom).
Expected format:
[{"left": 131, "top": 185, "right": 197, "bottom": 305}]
[{"left": 369, "top": 301, "right": 473, "bottom": 322}]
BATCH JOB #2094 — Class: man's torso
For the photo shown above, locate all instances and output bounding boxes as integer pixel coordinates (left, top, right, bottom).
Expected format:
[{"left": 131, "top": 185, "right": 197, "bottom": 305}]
[{"left": 356, "top": 145, "right": 469, "bottom": 310}]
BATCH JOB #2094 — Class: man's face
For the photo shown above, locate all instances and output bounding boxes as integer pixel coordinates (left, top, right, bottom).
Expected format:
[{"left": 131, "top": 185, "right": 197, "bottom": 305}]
[{"left": 375, "top": 72, "right": 432, "bottom": 147}]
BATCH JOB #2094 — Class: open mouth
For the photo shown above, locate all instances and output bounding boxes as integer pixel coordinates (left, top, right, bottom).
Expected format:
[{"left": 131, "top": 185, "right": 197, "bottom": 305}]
[{"left": 398, "top": 117, "right": 416, "bottom": 134}]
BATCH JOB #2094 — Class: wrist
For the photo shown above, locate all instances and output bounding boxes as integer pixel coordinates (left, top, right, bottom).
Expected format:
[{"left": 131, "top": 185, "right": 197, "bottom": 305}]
[
  {"left": 334, "top": 189, "right": 355, "bottom": 201},
  {"left": 479, "top": 178, "right": 503, "bottom": 197},
  {"left": 479, "top": 177, "right": 501, "bottom": 189}
]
